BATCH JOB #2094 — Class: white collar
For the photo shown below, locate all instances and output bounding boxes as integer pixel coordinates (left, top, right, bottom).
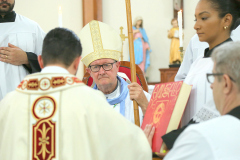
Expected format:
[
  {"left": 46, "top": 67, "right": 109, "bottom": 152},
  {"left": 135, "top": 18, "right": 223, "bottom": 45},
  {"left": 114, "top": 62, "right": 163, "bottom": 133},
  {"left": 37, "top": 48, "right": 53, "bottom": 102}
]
[
  {"left": 41, "top": 66, "right": 69, "bottom": 74},
  {"left": 105, "top": 80, "right": 121, "bottom": 99}
]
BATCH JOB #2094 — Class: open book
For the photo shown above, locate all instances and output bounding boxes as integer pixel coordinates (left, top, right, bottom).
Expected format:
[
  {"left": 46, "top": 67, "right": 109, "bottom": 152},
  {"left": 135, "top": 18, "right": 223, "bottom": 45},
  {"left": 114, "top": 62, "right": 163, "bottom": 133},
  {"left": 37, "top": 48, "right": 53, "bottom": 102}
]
[{"left": 141, "top": 81, "right": 192, "bottom": 152}]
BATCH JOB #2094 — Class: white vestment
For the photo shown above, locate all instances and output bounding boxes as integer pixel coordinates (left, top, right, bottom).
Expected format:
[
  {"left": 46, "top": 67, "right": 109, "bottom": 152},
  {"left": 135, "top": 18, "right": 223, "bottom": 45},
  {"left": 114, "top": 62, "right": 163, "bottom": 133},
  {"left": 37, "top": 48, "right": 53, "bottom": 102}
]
[
  {"left": 181, "top": 57, "right": 220, "bottom": 126},
  {"left": 164, "top": 114, "right": 240, "bottom": 160},
  {"left": 105, "top": 80, "right": 151, "bottom": 125},
  {"left": 0, "top": 66, "right": 151, "bottom": 160},
  {"left": 0, "top": 13, "right": 45, "bottom": 101},
  {"left": 175, "top": 25, "right": 240, "bottom": 81}
]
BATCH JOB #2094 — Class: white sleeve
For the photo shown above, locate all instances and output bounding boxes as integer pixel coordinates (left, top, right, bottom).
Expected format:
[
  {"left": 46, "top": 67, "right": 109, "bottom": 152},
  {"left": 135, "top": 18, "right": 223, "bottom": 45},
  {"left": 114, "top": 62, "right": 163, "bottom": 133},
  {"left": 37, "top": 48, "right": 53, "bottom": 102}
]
[
  {"left": 231, "top": 25, "right": 240, "bottom": 41},
  {"left": 163, "top": 127, "right": 215, "bottom": 160},
  {"left": 34, "top": 24, "right": 46, "bottom": 56},
  {"left": 174, "top": 38, "right": 194, "bottom": 81}
]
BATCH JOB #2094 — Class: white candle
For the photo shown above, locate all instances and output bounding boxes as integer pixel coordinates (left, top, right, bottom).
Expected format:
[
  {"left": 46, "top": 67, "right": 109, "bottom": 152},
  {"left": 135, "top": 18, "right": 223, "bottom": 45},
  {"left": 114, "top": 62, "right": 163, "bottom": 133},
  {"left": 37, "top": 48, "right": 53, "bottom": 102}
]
[
  {"left": 178, "top": 10, "right": 183, "bottom": 47},
  {"left": 58, "top": 6, "right": 62, "bottom": 27}
]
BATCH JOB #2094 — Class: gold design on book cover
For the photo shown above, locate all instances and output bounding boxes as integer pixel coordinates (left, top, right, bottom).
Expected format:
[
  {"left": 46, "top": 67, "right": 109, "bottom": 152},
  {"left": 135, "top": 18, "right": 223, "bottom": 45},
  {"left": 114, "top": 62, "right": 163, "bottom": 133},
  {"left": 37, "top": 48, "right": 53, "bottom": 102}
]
[{"left": 153, "top": 103, "right": 166, "bottom": 124}]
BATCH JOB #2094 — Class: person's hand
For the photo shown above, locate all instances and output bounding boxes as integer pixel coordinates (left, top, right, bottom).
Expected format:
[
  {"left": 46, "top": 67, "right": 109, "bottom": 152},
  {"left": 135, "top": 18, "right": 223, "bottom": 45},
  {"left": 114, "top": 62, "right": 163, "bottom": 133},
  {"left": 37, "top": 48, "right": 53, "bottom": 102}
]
[
  {"left": 155, "top": 145, "right": 169, "bottom": 159},
  {"left": 128, "top": 82, "right": 149, "bottom": 115},
  {"left": 147, "top": 47, "right": 151, "bottom": 51},
  {"left": 143, "top": 124, "right": 155, "bottom": 147},
  {"left": 0, "top": 43, "right": 28, "bottom": 65},
  {"left": 155, "top": 152, "right": 168, "bottom": 159}
]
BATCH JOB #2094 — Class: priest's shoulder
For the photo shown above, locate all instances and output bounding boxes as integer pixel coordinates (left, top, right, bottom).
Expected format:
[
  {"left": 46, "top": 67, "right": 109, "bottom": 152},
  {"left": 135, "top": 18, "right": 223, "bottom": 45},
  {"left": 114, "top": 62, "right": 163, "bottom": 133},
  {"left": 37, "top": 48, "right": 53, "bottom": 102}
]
[
  {"left": 0, "top": 91, "right": 20, "bottom": 111},
  {"left": 67, "top": 84, "right": 106, "bottom": 99}
]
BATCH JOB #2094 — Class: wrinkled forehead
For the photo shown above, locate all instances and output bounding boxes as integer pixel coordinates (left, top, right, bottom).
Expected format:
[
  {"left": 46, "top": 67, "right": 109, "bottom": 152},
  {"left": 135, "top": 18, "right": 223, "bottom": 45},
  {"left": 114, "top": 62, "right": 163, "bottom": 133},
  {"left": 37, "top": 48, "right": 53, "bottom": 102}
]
[{"left": 89, "top": 58, "right": 117, "bottom": 66}]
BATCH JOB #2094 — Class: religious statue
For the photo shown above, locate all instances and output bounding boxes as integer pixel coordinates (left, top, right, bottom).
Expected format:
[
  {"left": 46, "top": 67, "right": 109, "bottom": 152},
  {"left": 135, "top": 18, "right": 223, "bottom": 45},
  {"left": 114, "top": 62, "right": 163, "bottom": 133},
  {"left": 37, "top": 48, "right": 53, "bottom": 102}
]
[
  {"left": 132, "top": 16, "right": 151, "bottom": 75},
  {"left": 168, "top": 18, "right": 181, "bottom": 64}
]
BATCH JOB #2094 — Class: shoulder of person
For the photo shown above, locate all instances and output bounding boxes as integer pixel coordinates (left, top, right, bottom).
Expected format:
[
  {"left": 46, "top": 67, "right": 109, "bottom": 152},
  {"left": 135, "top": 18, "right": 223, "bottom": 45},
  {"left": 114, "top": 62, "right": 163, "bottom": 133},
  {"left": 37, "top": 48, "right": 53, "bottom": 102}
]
[{"left": 16, "top": 13, "right": 41, "bottom": 27}]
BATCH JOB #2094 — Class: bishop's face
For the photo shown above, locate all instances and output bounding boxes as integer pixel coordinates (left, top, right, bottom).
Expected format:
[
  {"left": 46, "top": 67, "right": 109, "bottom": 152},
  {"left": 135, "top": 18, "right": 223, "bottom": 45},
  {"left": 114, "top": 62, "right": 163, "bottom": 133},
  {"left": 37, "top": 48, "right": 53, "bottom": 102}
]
[
  {"left": 0, "top": 0, "right": 15, "bottom": 15},
  {"left": 87, "top": 58, "right": 120, "bottom": 92}
]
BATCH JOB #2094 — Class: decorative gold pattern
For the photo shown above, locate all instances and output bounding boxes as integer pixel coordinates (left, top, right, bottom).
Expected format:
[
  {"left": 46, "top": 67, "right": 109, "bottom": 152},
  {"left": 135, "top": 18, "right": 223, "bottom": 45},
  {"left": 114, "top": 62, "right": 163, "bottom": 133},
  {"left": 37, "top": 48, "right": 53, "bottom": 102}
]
[
  {"left": 147, "top": 82, "right": 183, "bottom": 128},
  {"left": 37, "top": 123, "right": 51, "bottom": 159},
  {"left": 51, "top": 77, "right": 66, "bottom": 88},
  {"left": 38, "top": 101, "right": 51, "bottom": 115},
  {"left": 53, "top": 79, "right": 65, "bottom": 85},
  {"left": 40, "top": 78, "right": 51, "bottom": 91},
  {"left": 17, "top": 76, "right": 82, "bottom": 91},
  {"left": 66, "top": 77, "right": 74, "bottom": 85},
  {"left": 22, "top": 80, "right": 28, "bottom": 90},
  {"left": 27, "top": 79, "right": 39, "bottom": 90},
  {"left": 82, "top": 50, "right": 121, "bottom": 67},
  {"left": 32, "top": 96, "right": 56, "bottom": 160},
  {"left": 81, "top": 20, "right": 121, "bottom": 66},
  {"left": 90, "top": 20, "right": 103, "bottom": 51}
]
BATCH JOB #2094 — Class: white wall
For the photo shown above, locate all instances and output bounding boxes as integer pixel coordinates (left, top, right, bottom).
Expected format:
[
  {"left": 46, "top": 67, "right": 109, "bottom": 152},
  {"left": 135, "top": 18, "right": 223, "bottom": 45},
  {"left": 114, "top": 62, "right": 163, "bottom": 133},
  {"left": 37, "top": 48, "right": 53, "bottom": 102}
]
[
  {"left": 103, "top": 0, "right": 199, "bottom": 82},
  {"left": 14, "top": 0, "right": 84, "bottom": 78},
  {"left": 14, "top": 0, "right": 82, "bottom": 35}
]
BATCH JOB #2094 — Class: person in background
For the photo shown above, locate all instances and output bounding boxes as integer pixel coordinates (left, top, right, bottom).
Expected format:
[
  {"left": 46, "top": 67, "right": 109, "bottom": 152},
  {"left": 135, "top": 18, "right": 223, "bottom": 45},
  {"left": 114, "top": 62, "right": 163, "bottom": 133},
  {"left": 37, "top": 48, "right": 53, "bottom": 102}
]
[
  {"left": 80, "top": 20, "right": 151, "bottom": 125},
  {"left": 145, "top": 0, "right": 240, "bottom": 157},
  {"left": 0, "top": 0, "right": 45, "bottom": 101},
  {"left": 164, "top": 41, "right": 240, "bottom": 160}
]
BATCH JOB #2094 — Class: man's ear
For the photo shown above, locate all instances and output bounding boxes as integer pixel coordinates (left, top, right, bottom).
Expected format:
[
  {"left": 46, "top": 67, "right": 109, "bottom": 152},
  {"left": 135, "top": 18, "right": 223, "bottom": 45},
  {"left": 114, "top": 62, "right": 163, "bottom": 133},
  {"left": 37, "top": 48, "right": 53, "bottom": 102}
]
[
  {"left": 116, "top": 61, "right": 121, "bottom": 71},
  {"left": 86, "top": 67, "right": 91, "bottom": 74},
  {"left": 73, "top": 56, "right": 81, "bottom": 70},
  {"left": 222, "top": 13, "right": 233, "bottom": 29},
  {"left": 223, "top": 74, "right": 233, "bottom": 95},
  {"left": 38, "top": 55, "right": 44, "bottom": 69}
]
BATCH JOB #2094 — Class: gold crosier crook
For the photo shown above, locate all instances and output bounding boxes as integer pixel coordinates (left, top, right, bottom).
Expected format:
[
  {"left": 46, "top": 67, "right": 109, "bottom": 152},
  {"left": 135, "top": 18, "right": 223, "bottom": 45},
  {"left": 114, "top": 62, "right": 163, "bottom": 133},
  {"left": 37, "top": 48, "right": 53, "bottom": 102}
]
[{"left": 125, "top": 0, "right": 140, "bottom": 127}]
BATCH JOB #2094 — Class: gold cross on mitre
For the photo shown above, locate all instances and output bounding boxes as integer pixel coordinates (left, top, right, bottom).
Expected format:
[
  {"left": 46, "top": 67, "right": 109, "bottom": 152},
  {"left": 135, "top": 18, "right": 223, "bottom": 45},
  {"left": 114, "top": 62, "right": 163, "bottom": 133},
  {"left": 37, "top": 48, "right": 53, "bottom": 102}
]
[{"left": 119, "top": 26, "right": 128, "bottom": 61}]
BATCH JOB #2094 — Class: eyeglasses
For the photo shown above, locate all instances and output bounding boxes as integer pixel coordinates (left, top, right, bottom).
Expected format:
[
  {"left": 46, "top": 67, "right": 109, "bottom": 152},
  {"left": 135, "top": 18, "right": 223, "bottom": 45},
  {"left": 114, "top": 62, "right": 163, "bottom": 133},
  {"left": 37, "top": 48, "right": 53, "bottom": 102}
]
[
  {"left": 89, "top": 61, "right": 117, "bottom": 72},
  {"left": 206, "top": 73, "right": 236, "bottom": 84}
]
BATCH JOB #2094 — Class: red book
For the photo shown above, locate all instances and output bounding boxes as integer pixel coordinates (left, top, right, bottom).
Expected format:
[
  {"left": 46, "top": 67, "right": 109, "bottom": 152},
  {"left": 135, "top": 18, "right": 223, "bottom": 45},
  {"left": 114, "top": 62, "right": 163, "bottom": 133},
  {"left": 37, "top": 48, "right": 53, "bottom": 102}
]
[{"left": 141, "top": 81, "right": 192, "bottom": 152}]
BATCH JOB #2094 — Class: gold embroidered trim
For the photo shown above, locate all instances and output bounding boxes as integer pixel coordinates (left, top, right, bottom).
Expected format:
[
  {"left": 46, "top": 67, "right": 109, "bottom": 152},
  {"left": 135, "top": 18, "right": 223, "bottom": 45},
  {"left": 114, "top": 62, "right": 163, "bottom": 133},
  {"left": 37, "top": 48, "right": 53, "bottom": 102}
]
[
  {"left": 90, "top": 20, "right": 103, "bottom": 51},
  {"left": 81, "top": 20, "right": 121, "bottom": 66},
  {"left": 82, "top": 50, "right": 121, "bottom": 66},
  {"left": 17, "top": 76, "right": 82, "bottom": 91}
]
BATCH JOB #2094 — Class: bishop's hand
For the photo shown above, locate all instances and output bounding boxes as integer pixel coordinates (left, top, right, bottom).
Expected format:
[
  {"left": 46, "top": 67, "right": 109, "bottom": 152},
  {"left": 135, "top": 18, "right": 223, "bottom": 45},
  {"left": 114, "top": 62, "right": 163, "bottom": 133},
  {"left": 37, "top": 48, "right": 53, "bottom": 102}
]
[{"left": 128, "top": 82, "right": 149, "bottom": 115}]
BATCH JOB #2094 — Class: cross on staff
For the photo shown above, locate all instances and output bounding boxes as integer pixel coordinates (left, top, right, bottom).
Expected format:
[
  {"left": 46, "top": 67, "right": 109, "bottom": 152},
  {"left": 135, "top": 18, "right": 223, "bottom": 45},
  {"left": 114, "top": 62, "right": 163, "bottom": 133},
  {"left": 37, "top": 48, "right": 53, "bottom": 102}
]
[{"left": 119, "top": 26, "right": 128, "bottom": 61}]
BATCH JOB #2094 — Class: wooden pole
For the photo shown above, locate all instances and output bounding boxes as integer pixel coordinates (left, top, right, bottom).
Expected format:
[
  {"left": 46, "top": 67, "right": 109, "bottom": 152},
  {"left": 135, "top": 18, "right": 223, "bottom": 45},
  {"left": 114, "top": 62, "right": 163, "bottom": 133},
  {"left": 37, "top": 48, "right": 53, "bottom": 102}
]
[{"left": 125, "top": 0, "right": 140, "bottom": 127}]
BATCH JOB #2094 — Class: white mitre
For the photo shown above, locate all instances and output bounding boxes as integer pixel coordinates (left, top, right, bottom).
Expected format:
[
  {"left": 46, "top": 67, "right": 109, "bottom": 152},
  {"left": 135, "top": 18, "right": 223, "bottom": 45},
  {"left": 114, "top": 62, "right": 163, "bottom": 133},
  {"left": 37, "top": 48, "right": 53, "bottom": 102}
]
[{"left": 80, "top": 20, "right": 122, "bottom": 67}]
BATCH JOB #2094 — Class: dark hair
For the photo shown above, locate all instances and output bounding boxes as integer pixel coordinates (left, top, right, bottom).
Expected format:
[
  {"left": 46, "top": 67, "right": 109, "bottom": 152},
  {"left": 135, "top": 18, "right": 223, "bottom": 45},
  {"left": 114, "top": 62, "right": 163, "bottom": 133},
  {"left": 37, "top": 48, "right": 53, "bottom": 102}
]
[
  {"left": 206, "top": 0, "right": 240, "bottom": 31},
  {"left": 42, "top": 28, "right": 82, "bottom": 67}
]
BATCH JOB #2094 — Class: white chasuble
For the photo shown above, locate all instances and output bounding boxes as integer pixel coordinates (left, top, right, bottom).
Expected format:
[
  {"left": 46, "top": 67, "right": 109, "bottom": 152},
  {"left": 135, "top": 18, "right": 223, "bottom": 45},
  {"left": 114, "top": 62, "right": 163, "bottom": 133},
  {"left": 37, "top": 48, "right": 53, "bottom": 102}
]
[
  {"left": 0, "top": 14, "right": 45, "bottom": 100},
  {"left": 0, "top": 73, "right": 151, "bottom": 160},
  {"left": 182, "top": 57, "right": 220, "bottom": 126}
]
